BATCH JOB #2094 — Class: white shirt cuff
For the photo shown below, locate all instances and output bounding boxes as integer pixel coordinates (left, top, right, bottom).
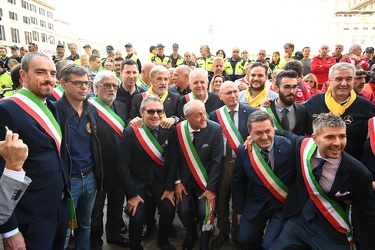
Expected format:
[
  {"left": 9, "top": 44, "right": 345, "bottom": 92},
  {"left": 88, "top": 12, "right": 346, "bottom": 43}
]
[
  {"left": 3, "top": 168, "right": 26, "bottom": 182},
  {"left": 174, "top": 180, "right": 181, "bottom": 184},
  {"left": 2, "top": 228, "right": 19, "bottom": 238}
]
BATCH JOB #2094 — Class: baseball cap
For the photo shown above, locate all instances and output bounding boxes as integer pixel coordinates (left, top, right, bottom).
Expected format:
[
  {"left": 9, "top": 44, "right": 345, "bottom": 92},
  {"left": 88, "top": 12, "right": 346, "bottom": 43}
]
[
  {"left": 125, "top": 43, "right": 132, "bottom": 48},
  {"left": 156, "top": 44, "right": 165, "bottom": 48},
  {"left": 10, "top": 45, "right": 19, "bottom": 50},
  {"left": 172, "top": 43, "right": 179, "bottom": 50},
  {"left": 83, "top": 44, "right": 91, "bottom": 49},
  {"left": 56, "top": 43, "right": 64, "bottom": 48},
  {"left": 294, "top": 51, "right": 303, "bottom": 61},
  {"left": 106, "top": 45, "right": 114, "bottom": 52},
  {"left": 365, "top": 47, "right": 374, "bottom": 53}
]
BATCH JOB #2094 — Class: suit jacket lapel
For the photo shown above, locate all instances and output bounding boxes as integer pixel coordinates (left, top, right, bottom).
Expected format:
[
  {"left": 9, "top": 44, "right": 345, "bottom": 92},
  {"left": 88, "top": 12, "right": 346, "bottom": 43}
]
[
  {"left": 238, "top": 104, "right": 248, "bottom": 140},
  {"left": 113, "top": 100, "right": 127, "bottom": 122},
  {"left": 328, "top": 153, "right": 350, "bottom": 197},
  {"left": 163, "top": 93, "right": 172, "bottom": 116},
  {"left": 270, "top": 102, "right": 282, "bottom": 125},
  {"left": 194, "top": 125, "right": 208, "bottom": 153}
]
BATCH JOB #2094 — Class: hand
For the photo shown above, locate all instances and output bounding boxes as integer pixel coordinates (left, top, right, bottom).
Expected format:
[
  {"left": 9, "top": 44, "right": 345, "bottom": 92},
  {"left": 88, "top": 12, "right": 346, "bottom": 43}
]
[
  {"left": 237, "top": 214, "right": 241, "bottom": 226},
  {"left": 129, "top": 117, "right": 143, "bottom": 128},
  {"left": 284, "top": 53, "right": 290, "bottom": 59},
  {"left": 261, "top": 98, "right": 273, "bottom": 108},
  {"left": 0, "top": 129, "right": 28, "bottom": 172},
  {"left": 174, "top": 182, "right": 187, "bottom": 202},
  {"left": 372, "top": 181, "right": 375, "bottom": 191},
  {"left": 160, "top": 117, "right": 175, "bottom": 129},
  {"left": 126, "top": 195, "right": 144, "bottom": 216},
  {"left": 161, "top": 190, "right": 175, "bottom": 206},
  {"left": 243, "top": 135, "right": 254, "bottom": 150},
  {"left": 238, "top": 82, "right": 247, "bottom": 91},
  {"left": 198, "top": 190, "right": 216, "bottom": 210},
  {"left": 3, "top": 232, "right": 26, "bottom": 250}
]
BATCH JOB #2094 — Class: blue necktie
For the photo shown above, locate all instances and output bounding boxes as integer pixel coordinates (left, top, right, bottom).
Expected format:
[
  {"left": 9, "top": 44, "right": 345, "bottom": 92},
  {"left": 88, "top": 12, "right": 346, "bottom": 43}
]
[{"left": 302, "top": 158, "right": 326, "bottom": 221}]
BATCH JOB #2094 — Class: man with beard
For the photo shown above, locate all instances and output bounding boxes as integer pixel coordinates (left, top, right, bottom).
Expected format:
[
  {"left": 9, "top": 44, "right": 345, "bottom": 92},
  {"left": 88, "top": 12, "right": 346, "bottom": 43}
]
[
  {"left": 352, "top": 70, "right": 375, "bottom": 104},
  {"left": 113, "top": 57, "right": 124, "bottom": 84},
  {"left": 239, "top": 63, "right": 278, "bottom": 108}
]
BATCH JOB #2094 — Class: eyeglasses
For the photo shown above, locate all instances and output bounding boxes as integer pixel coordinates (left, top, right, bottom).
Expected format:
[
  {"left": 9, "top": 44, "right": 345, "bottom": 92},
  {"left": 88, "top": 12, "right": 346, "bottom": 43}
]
[
  {"left": 99, "top": 83, "right": 119, "bottom": 89},
  {"left": 282, "top": 85, "right": 298, "bottom": 92},
  {"left": 68, "top": 80, "right": 92, "bottom": 88},
  {"left": 221, "top": 90, "right": 239, "bottom": 96},
  {"left": 144, "top": 109, "right": 164, "bottom": 115}
]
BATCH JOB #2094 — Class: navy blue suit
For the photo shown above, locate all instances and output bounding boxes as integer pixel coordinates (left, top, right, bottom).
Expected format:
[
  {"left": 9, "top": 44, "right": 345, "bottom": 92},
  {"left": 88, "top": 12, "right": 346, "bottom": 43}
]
[
  {"left": 232, "top": 136, "right": 296, "bottom": 249},
  {"left": 0, "top": 98, "right": 69, "bottom": 249}
]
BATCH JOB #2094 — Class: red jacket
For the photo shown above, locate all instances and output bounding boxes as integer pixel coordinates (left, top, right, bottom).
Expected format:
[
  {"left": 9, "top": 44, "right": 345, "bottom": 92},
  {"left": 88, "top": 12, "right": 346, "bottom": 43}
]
[
  {"left": 339, "top": 55, "right": 369, "bottom": 70},
  {"left": 310, "top": 55, "right": 336, "bottom": 88}
]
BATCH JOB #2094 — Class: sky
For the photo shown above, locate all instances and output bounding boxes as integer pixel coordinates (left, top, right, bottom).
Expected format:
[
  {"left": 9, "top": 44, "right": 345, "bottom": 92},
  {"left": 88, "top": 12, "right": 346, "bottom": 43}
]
[{"left": 54, "top": 0, "right": 334, "bottom": 60}]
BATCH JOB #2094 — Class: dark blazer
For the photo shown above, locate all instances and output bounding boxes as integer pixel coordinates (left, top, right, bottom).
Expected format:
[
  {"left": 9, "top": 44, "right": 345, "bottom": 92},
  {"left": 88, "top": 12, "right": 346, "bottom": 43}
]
[
  {"left": 269, "top": 101, "right": 308, "bottom": 135},
  {"left": 117, "top": 125, "right": 178, "bottom": 200},
  {"left": 278, "top": 130, "right": 375, "bottom": 249},
  {"left": 128, "top": 91, "right": 182, "bottom": 123},
  {"left": 208, "top": 103, "right": 257, "bottom": 141},
  {"left": 176, "top": 120, "right": 223, "bottom": 193},
  {"left": 232, "top": 136, "right": 296, "bottom": 221},
  {"left": 179, "top": 92, "right": 224, "bottom": 120},
  {"left": 0, "top": 98, "right": 69, "bottom": 233},
  {"left": 97, "top": 100, "right": 128, "bottom": 191}
]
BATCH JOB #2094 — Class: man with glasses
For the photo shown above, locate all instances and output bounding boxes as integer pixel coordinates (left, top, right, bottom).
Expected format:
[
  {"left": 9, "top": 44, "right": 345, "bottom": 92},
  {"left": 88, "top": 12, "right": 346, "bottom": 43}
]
[
  {"left": 28, "top": 42, "right": 38, "bottom": 53},
  {"left": 54, "top": 64, "right": 103, "bottom": 249},
  {"left": 209, "top": 81, "right": 256, "bottom": 249},
  {"left": 303, "top": 62, "right": 375, "bottom": 160},
  {"left": 113, "top": 57, "right": 124, "bottom": 84},
  {"left": 89, "top": 70, "right": 130, "bottom": 249},
  {"left": 118, "top": 95, "right": 178, "bottom": 250}
]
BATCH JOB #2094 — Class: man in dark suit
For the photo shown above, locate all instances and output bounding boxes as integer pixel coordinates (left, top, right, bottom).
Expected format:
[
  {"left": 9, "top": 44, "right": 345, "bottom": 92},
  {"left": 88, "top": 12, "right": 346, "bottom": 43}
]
[
  {"left": 209, "top": 81, "right": 257, "bottom": 249},
  {"left": 266, "top": 70, "right": 308, "bottom": 135},
  {"left": 178, "top": 68, "right": 224, "bottom": 120},
  {"left": 118, "top": 95, "right": 177, "bottom": 250},
  {"left": 271, "top": 113, "right": 375, "bottom": 250},
  {"left": 89, "top": 70, "right": 129, "bottom": 249},
  {"left": 0, "top": 52, "right": 70, "bottom": 249},
  {"left": 175, "top": 100, "right": 223, "bottom": 250},
  {"left": 232, "top": 110, "right": 296, "bottom": 249},
  {"left": 129, "top": 65, "right": 181, "bottom": 128}
]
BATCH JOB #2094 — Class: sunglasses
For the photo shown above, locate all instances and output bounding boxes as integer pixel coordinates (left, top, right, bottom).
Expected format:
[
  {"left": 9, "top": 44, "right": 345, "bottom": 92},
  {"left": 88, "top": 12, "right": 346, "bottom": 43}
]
[{"left": 144, "top": 109, "right": 164, "bottom": 115}]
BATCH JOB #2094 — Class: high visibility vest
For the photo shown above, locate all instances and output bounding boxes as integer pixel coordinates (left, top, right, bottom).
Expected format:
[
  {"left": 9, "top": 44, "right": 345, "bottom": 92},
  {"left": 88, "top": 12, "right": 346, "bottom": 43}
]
[{"left": 196, "top": 55, "right": 215, "bottom": 72}]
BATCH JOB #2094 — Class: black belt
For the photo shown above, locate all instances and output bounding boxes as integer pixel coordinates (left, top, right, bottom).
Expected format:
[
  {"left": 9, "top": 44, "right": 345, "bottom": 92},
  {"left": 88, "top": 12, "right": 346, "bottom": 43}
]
[{"left": 71, "top": 168, "right": 93, "bottom": 179}]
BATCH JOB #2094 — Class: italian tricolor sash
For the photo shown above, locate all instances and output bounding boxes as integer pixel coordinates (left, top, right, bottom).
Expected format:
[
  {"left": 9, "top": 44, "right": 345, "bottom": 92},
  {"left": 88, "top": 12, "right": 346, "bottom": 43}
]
[
  {"left": 51, "top": 85, "right": 64, "bottom": 100},
  {"left": 248, "top": 146, "right": 289, "bottom": 203},
  {"left": 368, "top": 117, "right": 375, "bottom": 155},
  {"left": 215, "top": 107, "right": 243, "bottom": 155},
  {"left": 176, "top": 120, "right": 208, "bottom": 190},
  {"left": 9, "top": 89, "right": 62, "bottom": 154},
  {"left": 300, "top": 138, "right": 354, "bottom": 247},
  {"left": 262, "top": 107, "right": 283, "bottom": 130},
  {"left": 89, "top": 97, "right": 125, "bottom": 137},
  {"left": 131, "top": 124, "right": 164, "bottom": 165}
]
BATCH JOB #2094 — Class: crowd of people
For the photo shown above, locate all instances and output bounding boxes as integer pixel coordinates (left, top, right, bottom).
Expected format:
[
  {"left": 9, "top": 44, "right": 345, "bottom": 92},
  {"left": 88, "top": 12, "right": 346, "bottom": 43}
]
[{"left": 0, "top": 41, "right": 375, "bottom": 250}]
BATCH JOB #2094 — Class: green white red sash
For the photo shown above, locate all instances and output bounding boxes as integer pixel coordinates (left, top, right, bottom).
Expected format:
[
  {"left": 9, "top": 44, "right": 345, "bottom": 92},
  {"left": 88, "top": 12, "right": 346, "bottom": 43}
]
[
  {"left": 131, "top": 124, "right": 164, "bottom": 165},
  {"left": 89, "top": 97, "right": 125, "bottom": 137},
  {"left": 51, "top": 85, "right": 64, "bottom": 100},
  {"left": 300, "top": 138, "right": 354, "bottom": 247},
  {"left": 262, "top": 107, "right": 283, "bottom": 130},
  {"left": 368, "top": 117, "right": 375, "bottom": 155},
  {"left": 176, "top": 120, "right": 208, "bottom": 190},
  {"left": 9, "top": 89, "right": 62, "bottom": 154},
  {"left": 215, "top": 107, "right": 243, "bottom": 155},
  {"left": 248, "top": 146, "right": 289, "bottom": 203},
  {"left": 185, "top": 92, "right": 194, "bottom": 102}
]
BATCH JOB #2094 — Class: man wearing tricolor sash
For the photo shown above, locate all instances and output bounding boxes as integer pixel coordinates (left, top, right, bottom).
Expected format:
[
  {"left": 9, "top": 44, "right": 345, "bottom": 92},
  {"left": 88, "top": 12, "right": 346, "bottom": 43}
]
[
  {"left": 175, "top": 100, "right": 223, "bottom": 250},
  {"left": 208, "top": 81, "right": 256, "bottom": 249},
  {"left": 118, "top": 95, "right": 178, "bottom": 250},
  {"left": 232, "top": 110, "right": 296, "bottom": 249},
  {"left": 0, "top": 53, "right": 70, "bottom": 249},
  {"left": 360, "top": 117, "right": 375, "bottom": 185},
  {"left": 303, "top": 62, "right": 375, "bottom": 160},
  {"left": 178, "top": 68, "right": 224, "bottom": 121},
  {"left": 89, "top": 71, "right": 130, "bottom": 249},
  {"left": 238, "top": 63, "right": 278, "bottom": 108},
  {"left": 271, "top": 113, "right": 375, "bottom": 250}
]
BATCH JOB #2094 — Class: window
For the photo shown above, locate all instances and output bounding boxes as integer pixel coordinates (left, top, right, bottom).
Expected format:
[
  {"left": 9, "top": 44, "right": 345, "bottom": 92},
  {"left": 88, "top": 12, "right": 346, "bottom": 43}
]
[
  {"left": 30, "top": 4, "right": 36, "bottom": 13},
  {"left": 363, "top": 27, "right": 368, "bottom": 30},
  {"left": 25, "top": 31, "right": 32, "bottom": 44},
  {"left": 23, "top": 16, "right": 30, "bottom": 24},
  {"left": 32, "top": 31, "right": 39, "bottom": 41},
  {"left": 353, "top": 27, "right": 359, "bottom": 30},
  {"left": 31, "top": 17, "right": 37, "bottom": 25},
  {"left": 48, "top": 35, "right": 55, "bottom": 45},
  {"left": 47, "top": 11, "right": 53, "bottom": 19},
  {"left": 0, "top": 8, "right": 3, "bottom": 17},
  {"left": 11, "top": 28, "right": 20, "bottom": 43},
  {"left": 48, "top": 23, "right": 54, "bottom": 30},
  {"left": 8, "top": 0, "right": 16, "bottom": 4},
  {"left": 40, "top": 20, "right": 46, "bottom": 28},
  {"left": 0, "top": 25, "right": 5, "bottom": 41},
  {"left": 361, "top": 39, "right": 366, "bottom": 44},
  {"left": 39, "top": 8, "right": 45, "bottom": 16},
  {"left": 41, "top": 33, "right": 47, "bottom": 42},
  {"left": 21, "top": 0, "right": 29, "bottom": 9},
  {"left": 9, "top": 12, "right": 18, "bottom": 21},
  {"left": 343, "top": 27, "right": 349, "bottom": 30}
]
